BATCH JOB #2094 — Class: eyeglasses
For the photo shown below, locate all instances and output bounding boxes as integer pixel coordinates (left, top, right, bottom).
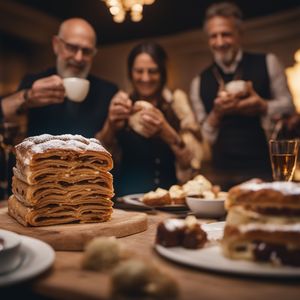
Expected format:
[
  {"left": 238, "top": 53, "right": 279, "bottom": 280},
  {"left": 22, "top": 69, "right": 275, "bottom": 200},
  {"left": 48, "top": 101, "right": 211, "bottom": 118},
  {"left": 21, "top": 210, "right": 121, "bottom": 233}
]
[{"left": 57, "top": 37, "right": 97, "bottom": 58}]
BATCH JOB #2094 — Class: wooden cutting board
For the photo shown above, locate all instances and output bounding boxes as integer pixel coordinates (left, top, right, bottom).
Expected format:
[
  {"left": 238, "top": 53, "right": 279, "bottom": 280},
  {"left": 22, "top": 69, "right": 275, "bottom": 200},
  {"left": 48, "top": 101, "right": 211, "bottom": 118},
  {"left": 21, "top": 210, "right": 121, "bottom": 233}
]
[{"left": 0, "top": 208, "right": 147, "bottom": 251}]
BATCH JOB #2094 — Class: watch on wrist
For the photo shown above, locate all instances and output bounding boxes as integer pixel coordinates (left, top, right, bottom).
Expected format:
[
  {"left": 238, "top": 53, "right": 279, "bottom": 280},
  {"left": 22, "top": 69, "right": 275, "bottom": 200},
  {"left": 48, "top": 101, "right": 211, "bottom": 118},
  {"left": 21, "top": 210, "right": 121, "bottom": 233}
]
[
  {"left": 23, "top": 88, "right": 30, "bottom": 102},
  {"left": 16, "top": 89, "right": 29, "bottom": 114}
]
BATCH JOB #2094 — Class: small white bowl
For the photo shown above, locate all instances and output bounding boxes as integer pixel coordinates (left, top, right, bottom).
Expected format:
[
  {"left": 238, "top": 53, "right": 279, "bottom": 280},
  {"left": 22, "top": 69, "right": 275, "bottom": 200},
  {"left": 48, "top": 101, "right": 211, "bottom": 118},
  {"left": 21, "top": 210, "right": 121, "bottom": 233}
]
[
  {"left": 0, "top": 229, "right": 22, "bottom": 274},
  {"left": 186, "top": 197, "right": 226, "bottom": 218}
]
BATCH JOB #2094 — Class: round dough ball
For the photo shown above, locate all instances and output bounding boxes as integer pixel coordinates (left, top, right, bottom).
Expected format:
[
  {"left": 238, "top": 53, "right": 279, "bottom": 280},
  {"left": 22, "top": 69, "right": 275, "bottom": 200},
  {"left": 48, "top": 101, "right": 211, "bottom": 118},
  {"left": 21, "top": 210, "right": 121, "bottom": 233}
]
[
  {"left": 82, "top": 236, "right": 121, "bottom": 271},
  {"left": 225, "top": 80, "right": 248, "bottom": 97},
  {"left": 128, "top": 100, "right": 153, "bottom": 137}
]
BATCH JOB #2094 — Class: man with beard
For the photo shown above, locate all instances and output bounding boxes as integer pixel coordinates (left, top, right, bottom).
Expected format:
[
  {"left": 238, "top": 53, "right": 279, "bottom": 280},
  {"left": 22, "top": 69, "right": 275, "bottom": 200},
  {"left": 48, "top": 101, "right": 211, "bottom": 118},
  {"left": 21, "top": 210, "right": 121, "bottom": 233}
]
[
  {"left": 1, "top": 18, "right": 118, "bottom": 137},
  {"left": 190, "top": 2, "right": 295, "bottom": 190}
]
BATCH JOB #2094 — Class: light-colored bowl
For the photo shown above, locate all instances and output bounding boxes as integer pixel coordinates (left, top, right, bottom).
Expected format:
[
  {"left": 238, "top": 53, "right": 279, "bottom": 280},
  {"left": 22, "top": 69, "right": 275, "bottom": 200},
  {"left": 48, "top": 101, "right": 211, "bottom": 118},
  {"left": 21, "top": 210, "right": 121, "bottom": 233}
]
[
  {"left": 0, "top": 229, "right": 22, "bottom": 274},
  {"left": 186, "top": 197, "right": 226, "bottom": 218}
]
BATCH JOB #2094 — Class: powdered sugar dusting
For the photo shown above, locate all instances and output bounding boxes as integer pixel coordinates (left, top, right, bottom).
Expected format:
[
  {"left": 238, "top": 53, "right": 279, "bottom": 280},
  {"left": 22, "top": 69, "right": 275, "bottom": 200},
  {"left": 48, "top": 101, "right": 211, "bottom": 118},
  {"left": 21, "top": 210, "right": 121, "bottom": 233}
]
[
  {"left": 16, "top": 134, "right": 108, "bottom": 154},
  {"left": 240, "top": 181, "right": 300, "bottom": 195},
  {"left": 164, "top": 219, "right": 185, "bottom": 231},
  {"left": 239, "top": 223, "right": 300, "bottom": 233}
]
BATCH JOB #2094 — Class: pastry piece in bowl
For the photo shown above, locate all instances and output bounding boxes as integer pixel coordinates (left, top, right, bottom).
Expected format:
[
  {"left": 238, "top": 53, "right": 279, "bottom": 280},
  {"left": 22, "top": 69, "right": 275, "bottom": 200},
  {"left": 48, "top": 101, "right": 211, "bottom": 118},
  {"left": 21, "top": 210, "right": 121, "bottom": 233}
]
[{"left": 169, "top": 185, "right": 186, "bottom": 205}]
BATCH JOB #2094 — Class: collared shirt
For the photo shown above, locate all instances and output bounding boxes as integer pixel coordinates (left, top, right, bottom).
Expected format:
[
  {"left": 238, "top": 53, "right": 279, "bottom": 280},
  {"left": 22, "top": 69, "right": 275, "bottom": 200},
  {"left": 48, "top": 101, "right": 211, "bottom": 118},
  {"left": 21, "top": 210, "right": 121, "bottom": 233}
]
[{"left": 190, "top": 52, "right": 295, "bottom": 144}]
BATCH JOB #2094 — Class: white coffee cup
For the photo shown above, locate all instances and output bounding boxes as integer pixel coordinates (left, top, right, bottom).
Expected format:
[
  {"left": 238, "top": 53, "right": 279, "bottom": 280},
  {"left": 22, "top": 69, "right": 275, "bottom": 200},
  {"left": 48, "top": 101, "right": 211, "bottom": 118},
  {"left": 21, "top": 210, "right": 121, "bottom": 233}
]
[{"left": 63, "top": 77, "right": 90, "bottom": 102}]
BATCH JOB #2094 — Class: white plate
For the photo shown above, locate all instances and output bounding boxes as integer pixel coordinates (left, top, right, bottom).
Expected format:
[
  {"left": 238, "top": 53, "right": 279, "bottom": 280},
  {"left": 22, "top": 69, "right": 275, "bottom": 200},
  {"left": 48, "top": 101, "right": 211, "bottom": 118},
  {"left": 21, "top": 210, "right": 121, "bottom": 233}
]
[
  {"left": 155, "top": 222, "right": 300, "bottom": 277},
  {"left": 0, "top": 235, "right": 55, "bottom": 287},
  {"left": 122, "top": 193, "right": 187, "bottom": 211}
]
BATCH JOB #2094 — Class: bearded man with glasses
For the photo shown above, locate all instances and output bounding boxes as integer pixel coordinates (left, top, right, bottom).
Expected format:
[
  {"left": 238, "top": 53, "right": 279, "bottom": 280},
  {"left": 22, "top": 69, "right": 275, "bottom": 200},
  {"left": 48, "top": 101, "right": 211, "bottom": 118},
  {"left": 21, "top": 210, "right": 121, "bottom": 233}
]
[{"left": 1, "top": 18, "right": 118, "bottom": 137}]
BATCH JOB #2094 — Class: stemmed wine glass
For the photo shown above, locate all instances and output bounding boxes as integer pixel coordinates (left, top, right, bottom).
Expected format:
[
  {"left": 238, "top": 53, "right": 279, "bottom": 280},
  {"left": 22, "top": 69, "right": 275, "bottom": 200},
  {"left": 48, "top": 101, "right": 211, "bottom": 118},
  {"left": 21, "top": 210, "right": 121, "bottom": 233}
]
[
  {"left": 269, "top": 139, "right": 299, "bottom": 181},
  {"left": 0, "top": 122, "right": 20, "bottom": 200}
]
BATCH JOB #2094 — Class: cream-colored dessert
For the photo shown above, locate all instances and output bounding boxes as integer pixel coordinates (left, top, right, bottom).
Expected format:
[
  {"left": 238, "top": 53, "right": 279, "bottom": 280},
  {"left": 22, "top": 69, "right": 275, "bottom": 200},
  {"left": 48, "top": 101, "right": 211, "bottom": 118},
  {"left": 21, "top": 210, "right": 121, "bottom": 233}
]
[{"left": 222, "top": 181, "right": 300, "bottom": 266}]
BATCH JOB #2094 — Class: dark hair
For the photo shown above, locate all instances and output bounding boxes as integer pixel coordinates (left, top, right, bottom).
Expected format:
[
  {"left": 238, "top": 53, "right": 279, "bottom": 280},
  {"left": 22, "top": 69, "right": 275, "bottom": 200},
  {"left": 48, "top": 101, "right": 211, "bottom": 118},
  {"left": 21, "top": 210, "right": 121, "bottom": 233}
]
[
  {"left": 127, "top": 41, "right": 168, "bottom": 91},
  {"left": 204, "top": 2, "right": 243, "bottom": 31}
]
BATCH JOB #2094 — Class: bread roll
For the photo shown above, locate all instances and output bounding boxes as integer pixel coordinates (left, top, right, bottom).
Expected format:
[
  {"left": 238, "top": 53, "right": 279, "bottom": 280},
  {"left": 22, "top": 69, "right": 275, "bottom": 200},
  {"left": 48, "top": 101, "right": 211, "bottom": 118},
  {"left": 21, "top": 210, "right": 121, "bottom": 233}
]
[
  {"left": 224, "top": 80, "right": 249, "bottom": 98},
  {"left": 142, "top": 188, "right": 172, "bottom": 206},
  {"left": 128, "top": 100, "right": 153, "bottom": 137}
]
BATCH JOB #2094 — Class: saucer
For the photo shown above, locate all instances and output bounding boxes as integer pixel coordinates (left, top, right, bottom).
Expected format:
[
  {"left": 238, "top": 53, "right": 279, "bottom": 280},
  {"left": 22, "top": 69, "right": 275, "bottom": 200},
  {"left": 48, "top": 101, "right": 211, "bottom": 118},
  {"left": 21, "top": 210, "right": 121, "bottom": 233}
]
[{"left": 0, "top": 235, "right": 55, "bottom": 287}]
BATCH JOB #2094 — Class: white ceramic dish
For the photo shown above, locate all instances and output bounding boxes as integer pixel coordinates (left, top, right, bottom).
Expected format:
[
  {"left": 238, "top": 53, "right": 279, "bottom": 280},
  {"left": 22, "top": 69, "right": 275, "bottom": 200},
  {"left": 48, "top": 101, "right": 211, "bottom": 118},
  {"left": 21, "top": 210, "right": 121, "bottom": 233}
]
[
  {"left": 155, "top": 222, "right": 300, "bottom": 277},
  {"left": 186, "top": 196, "right": 226, "bottom": 218},
  {"left": 0, "top": 229, "right": 22, "bottom": 275},
  {"left": 63, "top": 77, "right": 90, "bottom": 102},
  {"left": 0, "top": 235, "right": 55, "bottom": 286}
]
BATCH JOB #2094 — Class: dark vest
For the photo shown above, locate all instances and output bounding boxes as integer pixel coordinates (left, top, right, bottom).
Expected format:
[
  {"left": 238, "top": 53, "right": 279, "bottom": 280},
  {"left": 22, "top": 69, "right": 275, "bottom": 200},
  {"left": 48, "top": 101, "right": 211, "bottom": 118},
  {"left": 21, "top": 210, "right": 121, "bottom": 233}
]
[{"left": 200, "top": 52, "right": 271, "bottom": 171}]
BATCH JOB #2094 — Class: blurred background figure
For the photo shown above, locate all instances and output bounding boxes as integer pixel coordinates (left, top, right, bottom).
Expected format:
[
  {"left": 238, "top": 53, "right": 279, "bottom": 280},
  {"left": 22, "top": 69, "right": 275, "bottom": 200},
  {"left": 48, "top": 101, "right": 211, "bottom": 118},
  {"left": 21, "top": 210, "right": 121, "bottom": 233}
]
[
  {"left": 190, "top": 2, "right": 295, "bottom": 190},
  {"left": 0, "top": 18, "right": 118, "bottom": 199},
  {"left": 0, "top": 17, "right": 118, "bottom": 137},
  {"left": 97, "top": 41, "right": 203, "bottom": 197}
]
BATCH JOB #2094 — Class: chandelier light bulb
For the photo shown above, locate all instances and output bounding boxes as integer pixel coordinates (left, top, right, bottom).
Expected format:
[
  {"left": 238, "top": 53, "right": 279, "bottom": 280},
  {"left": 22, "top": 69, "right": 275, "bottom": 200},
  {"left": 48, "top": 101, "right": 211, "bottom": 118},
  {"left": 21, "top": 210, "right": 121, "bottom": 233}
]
[
  {"left": 109, "top": 6, "right": 121, "bottom": 15},
  {"left": 102, "top": 0, "right": 154, "bottom": 23},
  {"left": 113, "top": 11, "right": 126, "bottom": 23},
  {"left": 107, "top": 0, "right": 119, "bottom": 6},
  {"left": 131, "top": 3, "right": 143, "bottom": 13},
  {"left": 131, "top": 11, "right": 143, "bottom": 22},
  {"left": 144, "top": 0, "right": 155, "bottom": 5}
]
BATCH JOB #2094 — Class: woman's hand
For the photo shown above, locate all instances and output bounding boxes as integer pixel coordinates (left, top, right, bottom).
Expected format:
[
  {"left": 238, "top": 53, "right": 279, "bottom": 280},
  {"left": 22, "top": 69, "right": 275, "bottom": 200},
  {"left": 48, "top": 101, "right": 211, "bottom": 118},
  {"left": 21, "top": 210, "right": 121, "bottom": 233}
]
[
  {"left": 172, "top": 143, "right": 194, "bottom": 169},
  {"left": 107, "top": 91, "right": 132, "bottom": 132},
  {"left": 138, "top": 104, "right": 193, "bottom": 168},
  {"left": 138, "top": 105, "right": 166, "bottom": 138},
  {"left": 95, "top": 91, "right": 132, "bottom": 151}
]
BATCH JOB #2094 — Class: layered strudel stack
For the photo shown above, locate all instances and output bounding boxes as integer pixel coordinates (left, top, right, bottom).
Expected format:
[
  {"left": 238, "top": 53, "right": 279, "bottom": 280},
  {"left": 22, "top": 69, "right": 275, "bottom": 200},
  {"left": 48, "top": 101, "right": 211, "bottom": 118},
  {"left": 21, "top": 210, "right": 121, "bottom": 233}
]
[
  {"left": 8, "top": 134, "right": 114, "bottom": 226},
  {"left": 222, "top": 180, "right": 300, "bottom": 266}
]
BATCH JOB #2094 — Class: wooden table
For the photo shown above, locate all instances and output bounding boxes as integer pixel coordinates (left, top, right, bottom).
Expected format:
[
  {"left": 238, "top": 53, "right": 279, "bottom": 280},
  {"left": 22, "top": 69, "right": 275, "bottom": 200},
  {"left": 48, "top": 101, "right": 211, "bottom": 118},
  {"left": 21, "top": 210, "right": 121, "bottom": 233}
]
[{"left": 1, "top": 204, "right": 300, "bottom": 300}]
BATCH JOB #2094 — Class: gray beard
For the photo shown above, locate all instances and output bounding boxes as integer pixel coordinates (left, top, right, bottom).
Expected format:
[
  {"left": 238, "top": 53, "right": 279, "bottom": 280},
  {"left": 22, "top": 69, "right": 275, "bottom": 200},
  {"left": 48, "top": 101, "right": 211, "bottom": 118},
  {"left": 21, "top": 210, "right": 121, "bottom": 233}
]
[
  {"left": 214, "top": 50, "right": 236, "bottom": 66},
  {"left": 57, "top": 63, "right": 90, "bottom": 79}
]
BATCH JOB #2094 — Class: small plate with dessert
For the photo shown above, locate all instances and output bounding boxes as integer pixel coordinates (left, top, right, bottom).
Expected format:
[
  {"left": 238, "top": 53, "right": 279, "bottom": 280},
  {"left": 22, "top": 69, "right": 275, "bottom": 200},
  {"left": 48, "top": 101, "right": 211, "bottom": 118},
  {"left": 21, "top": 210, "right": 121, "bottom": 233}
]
[
  {"left": 121, "top": 174, "right": 226, "bottom": 212},
  {"left": 121, "top": 191, "right": 187, "bottom": 211},
  {"left": 154, "top": 180, "right": 300, "bottom": 277},
  {"left": 155, "top": 219, "right": 300, "bottom": 277}
]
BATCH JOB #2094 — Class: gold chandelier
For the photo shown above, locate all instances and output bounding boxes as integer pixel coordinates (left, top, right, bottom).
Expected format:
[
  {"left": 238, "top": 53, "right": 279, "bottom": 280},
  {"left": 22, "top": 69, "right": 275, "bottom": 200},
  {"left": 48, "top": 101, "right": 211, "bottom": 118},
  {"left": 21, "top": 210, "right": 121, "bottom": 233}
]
[{"left": 102, "top": 0, "right": 156, "bottom": 23}]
